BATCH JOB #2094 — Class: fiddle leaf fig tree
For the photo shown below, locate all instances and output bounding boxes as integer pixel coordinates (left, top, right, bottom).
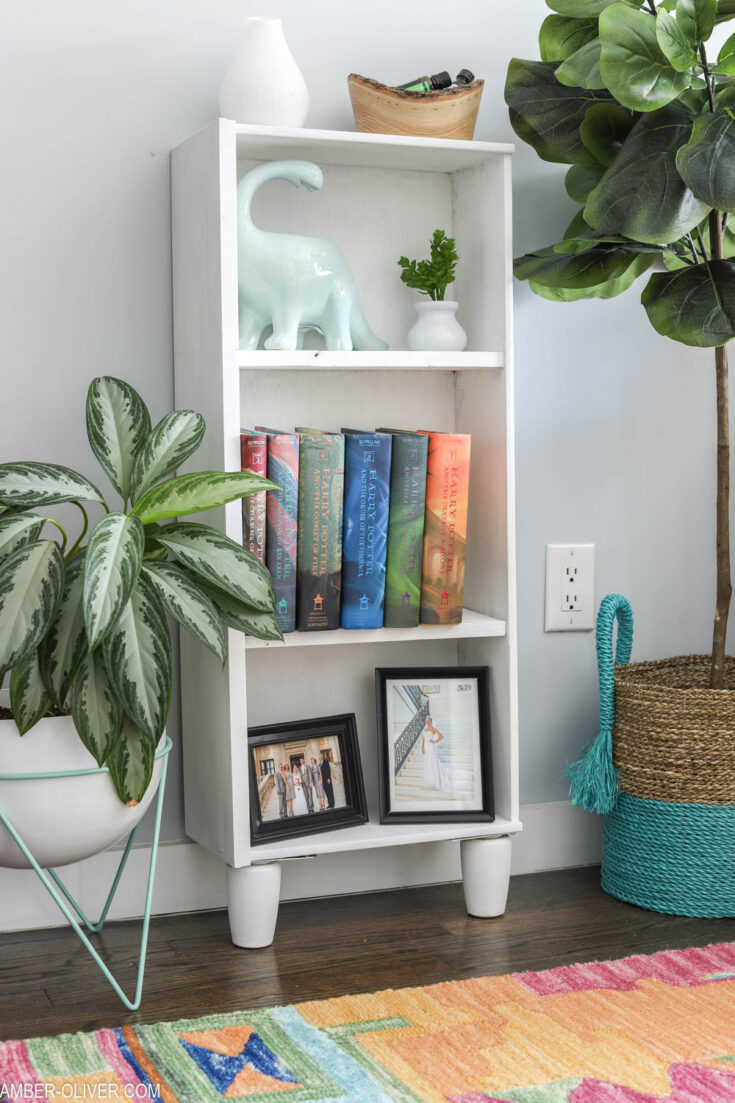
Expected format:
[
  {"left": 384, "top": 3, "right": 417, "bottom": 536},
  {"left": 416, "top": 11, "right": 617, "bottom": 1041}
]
[
  {"left": 0, "top": 376, "right": 281, "bottom": 805},
  {"left": 506, "top": 0, "right": 735, "bottom": 689}
]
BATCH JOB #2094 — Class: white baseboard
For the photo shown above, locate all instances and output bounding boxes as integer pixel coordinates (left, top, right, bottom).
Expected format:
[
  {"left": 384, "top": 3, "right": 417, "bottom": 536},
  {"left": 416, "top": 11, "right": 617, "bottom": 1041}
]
[{"left": 0, "top": 800, "right": 601, "bottom": 933}]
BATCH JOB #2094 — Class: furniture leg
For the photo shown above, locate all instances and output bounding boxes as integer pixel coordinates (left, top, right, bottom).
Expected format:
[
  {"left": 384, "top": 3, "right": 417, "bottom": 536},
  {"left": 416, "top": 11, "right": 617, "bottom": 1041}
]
[
  {"left": 460, "top": 835, "right": 512, "bottom": 918},
  {"left": 227, "top": 861, "right": 281, "bottom": 948}
]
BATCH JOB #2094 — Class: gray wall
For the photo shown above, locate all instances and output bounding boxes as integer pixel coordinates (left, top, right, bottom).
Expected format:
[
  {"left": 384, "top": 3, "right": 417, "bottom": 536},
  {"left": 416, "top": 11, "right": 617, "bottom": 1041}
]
[{"left": 0, "top": 0, "right": 726, "bottom": 839}]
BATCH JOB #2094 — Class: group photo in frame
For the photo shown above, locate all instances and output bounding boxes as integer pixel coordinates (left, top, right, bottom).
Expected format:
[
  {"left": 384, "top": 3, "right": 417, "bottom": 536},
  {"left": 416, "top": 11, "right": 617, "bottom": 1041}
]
[
  {"left": 376, "top": 666, "right": 494, "bottom": 824},
  {"left": 248, "top": 713, "right": 368, "bottom": 845}
]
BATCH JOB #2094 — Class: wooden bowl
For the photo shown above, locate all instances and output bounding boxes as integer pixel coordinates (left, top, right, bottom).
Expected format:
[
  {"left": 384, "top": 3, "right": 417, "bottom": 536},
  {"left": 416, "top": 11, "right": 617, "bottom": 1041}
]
[{"left": 347, "top": 74, "right": 484, "bottom": 141}]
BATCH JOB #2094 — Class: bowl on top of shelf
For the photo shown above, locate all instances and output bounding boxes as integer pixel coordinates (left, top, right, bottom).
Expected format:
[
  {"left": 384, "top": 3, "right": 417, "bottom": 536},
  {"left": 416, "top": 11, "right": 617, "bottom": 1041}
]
[{"left": 347, "top": 74, "right": 484, "bottom": 140}]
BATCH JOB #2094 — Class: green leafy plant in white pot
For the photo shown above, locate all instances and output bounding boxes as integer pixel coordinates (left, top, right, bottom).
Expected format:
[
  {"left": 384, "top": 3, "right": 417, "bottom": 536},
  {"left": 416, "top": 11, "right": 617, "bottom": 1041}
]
[
  {"left": 398, "top": 229, "right": 467, "bottom": 351},
  {"left": 0, "top": 376, "right": 279, "bottom": 870}
]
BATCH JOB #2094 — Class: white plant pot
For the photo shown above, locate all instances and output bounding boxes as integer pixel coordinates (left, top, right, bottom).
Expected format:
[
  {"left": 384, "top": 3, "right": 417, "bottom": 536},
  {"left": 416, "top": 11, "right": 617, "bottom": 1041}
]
[
  {"left": 406, "top": 300, "right": 468, "bottom": 352},
  {"left": 0, "top": 708, "right": 165, "bottom": 870},
  {"left": 219, "top": 16, "right": 309, "bottom": 127}
]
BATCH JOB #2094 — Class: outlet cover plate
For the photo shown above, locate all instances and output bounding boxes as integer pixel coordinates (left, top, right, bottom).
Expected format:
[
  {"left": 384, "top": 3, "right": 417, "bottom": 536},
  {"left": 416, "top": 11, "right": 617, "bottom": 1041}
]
[{"left": 545, "top": 543, "right": 595, "bottom": 632}]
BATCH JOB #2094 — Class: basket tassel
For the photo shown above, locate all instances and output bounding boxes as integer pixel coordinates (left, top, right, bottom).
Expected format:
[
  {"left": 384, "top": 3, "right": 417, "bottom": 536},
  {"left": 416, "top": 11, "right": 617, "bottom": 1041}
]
[{"left": 567, "top": 593, "right": 633, "bottom": 815}]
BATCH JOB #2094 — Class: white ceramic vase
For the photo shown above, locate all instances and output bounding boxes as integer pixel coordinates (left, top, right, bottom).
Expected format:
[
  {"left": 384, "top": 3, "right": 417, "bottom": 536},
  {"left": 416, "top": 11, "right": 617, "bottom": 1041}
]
[
  {"left": 406, "top": 300, "right": 468, "bottom": 352},
  {"left": 0, "top": 706, "right": 165, "bottom": 869},
  {"left": 219, "top": 16, "right": 309, "bottom": 127}
]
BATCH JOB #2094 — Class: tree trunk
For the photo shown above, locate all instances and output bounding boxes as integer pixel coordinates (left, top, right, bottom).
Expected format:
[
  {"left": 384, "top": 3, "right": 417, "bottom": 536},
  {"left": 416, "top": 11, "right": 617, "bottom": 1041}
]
[{"left": 710, "top": 211, "right": 732, "bottom": 689}]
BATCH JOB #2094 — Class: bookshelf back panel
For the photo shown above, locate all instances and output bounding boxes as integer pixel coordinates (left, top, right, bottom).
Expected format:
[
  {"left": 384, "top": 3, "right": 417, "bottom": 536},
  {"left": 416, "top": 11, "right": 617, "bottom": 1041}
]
[{"left": 236, "top": 159, "right": 506, "bottom": 353}]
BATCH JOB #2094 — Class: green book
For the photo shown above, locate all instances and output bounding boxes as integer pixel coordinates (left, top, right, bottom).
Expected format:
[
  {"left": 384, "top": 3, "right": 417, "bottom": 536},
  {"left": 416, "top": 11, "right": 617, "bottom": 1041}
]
[
  {"left": 296, "top": 432, "right": 345, "bottom": 631},
  {"left": 378, "top": 430, "right": 428, "bottom": 628}
]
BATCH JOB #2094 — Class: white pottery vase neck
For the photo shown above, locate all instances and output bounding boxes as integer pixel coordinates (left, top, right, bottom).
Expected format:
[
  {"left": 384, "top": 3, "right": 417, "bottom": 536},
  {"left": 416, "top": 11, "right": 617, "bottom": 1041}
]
[
  {"left": 219, "top": 16, "right": 309, "bottom": 127},
  {"left": 406, "top": 299, "right": 468, "bottom": 352}
]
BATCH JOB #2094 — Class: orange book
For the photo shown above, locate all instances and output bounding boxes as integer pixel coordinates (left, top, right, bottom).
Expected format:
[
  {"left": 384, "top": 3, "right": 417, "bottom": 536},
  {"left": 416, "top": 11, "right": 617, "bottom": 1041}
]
[{"left": 419, "top": 432, "right": 471, "bottom": 625}]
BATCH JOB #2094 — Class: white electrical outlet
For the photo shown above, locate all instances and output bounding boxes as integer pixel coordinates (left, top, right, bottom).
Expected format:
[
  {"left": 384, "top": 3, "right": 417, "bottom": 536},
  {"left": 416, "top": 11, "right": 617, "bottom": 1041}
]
[{"left": 545, "top": 544, "right": 595, "bottom": 631}]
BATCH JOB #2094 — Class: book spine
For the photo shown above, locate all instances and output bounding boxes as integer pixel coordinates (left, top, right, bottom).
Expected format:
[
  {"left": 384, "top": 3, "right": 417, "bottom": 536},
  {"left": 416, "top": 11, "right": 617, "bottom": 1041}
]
[
  {"left": 420, "top": 433, "right": 471, "bottom": 625},
  {"left": 383, "top": 433, "right": 428, "bottom": 628},
  {"left": 340, "top": 433, "right": 392, "bottom": 629},
  {"left": 296, "top": 434, "right": 345, "bottom": 631},
  {"left": 240, "top": 432, "right": 266, "bottom": 561},
  {"left": 265, "top": 434, "right": 299, "bottom": 633}
]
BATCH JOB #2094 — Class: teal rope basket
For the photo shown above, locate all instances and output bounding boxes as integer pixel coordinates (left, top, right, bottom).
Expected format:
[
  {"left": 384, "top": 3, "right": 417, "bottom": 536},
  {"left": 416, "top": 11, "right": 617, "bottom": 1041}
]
[{"left": 569, "top": 594, "right": 735, "bottom": 918}]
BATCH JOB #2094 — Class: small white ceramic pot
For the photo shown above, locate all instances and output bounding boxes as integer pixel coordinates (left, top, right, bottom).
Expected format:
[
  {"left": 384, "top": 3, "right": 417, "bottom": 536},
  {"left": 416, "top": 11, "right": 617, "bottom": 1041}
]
[
  {"left": 0, "top": 706, "right": 166, "bottom": 870},
  {"left": 406, "top": 300, "right": 468, "bottom": 352},
  {"left": 219, "top": 16, "right": 309, "bottom": 127}
]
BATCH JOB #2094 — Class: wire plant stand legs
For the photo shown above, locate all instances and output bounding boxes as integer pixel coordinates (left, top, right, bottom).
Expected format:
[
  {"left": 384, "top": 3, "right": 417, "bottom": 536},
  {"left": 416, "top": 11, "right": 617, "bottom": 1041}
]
[{"left": 0, "top": 738, "right": 171, "bottom": 1011}]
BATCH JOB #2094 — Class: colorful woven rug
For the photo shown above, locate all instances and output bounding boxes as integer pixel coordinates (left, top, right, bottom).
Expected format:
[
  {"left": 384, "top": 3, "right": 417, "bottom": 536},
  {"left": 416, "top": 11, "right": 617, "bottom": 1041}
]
[{"left": 3, "top": 941, "right": 735, "bottom": 1101}]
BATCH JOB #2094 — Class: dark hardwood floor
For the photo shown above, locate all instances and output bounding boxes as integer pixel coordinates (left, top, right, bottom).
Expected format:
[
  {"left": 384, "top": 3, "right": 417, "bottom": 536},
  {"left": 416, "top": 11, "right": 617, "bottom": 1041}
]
[{"left": 2, "top": 865, "right": 735, "bottom": 1040}]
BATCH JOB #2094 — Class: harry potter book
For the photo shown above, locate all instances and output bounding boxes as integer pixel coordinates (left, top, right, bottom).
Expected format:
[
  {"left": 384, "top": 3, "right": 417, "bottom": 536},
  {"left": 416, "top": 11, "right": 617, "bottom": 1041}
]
[
  {"left": 419, "top": 432, "right": 471, "bottom": 625},
  {"left": 340, "top": 430, "right": 392, "bottom": 629},
  {"left": 379, "top": 430, "right": 428, "bottom": 628},
  {"left": 296, "top": 432, "right": 345, "bottom": 631},
  {"left": 256, "top": 427, "right": 299, "bottom": 634},
  {"left": 240, "top": 430, "right": 266, "bottom": 562}
]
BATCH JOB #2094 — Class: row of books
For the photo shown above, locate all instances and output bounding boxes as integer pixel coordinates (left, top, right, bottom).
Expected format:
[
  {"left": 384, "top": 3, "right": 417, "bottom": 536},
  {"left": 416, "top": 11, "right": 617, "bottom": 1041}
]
[{"left": 240, "top": 426, "right": 471, "bottom": 633}]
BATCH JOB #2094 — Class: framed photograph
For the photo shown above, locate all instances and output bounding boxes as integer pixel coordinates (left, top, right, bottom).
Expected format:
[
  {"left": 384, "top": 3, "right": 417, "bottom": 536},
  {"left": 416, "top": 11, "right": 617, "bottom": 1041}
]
[
  {"left": 248, "top": 713, "right": 368, "bottom": 845},
  {"left": 376, "top": 666, "right": 494, "bottom": 824}
]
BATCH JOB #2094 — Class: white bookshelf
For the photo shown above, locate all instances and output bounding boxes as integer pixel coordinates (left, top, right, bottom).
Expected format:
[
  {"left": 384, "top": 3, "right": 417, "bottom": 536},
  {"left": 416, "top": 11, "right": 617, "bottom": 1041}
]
[{"left": 171, "top": 120, "right": 519, "bottom": 948}]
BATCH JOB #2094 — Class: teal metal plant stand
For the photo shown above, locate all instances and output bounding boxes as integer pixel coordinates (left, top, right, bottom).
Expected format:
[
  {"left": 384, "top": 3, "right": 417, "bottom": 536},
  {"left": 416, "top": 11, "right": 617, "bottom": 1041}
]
[{"left": 0, "top": 737, "right": 172, "bottom": 1010}]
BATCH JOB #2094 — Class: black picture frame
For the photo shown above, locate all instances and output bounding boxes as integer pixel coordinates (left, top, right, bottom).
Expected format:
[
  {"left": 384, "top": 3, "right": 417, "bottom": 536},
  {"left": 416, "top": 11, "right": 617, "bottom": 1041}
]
[
  {"left": 375, "top": 666, "right": 494, "bottom": 824},
  {"left": 248, "top": 713, "right": 368, "bottom": 845}
]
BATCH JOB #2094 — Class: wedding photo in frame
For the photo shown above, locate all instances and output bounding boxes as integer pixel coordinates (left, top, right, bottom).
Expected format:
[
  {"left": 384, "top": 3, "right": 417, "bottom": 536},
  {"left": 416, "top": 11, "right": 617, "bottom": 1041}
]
[
  {"left": 376, "top": 667, "right": 494, "bottom": 825},
  {"left": 248, "top": 713, "right": 368, "bottom": 845}
]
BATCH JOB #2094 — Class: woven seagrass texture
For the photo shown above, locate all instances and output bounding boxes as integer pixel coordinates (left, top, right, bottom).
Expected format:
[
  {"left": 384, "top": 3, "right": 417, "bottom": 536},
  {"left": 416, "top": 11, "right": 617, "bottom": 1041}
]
[{"left": 612, "top": 655, "right": 735, "bottom": 804}]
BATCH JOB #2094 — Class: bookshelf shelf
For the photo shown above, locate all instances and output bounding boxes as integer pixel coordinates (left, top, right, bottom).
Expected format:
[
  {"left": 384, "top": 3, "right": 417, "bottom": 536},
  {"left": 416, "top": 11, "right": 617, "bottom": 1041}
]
[
  {"left": 172, "top": 120, "right": 518, "bottom": 949},
  {"left": 244, "top": 609, "right": 506, "bottom": 649}
]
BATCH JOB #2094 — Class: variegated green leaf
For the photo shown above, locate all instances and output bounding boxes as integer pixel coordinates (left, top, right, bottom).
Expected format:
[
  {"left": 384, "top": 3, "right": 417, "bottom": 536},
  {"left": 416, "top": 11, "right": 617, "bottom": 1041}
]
[
  {"left": 10, "top": 649, "right": 52, "bottom": 734},
  {"left": 39, "top": 550, "right": 87, "bottom": 707},
  {"left": 205, "top": 584, "right": 283, "bottom": 642},
  {"left": 131, "top": 470, "right": 276, "bottom": 525},
  {"left": 153, "top": 522, "right": 275, "bottom": 611},
  {"left": 107, "top": 716, "right": 156, "bottom": 805},
  {"left": 130, "top": 410, "right": 206, "bottom": 502},
  {"left": 70, "top": 648, "right": 122, "bottom": 766},
  {"left": 103, "top": 572, "right": 172, "bottom": 741},
  {"left": 142, "top": 561, "right": 227, "bottom": 664},
  {"left": 0, "top": 541, "right": 64, "bottom": 671},
  {"left": 83, "top": 513, "right": 144, "bottom": 649},
  {"left": 0, "top": 513, "right": 46, "bottom": 563},
  {"left": 86, "top": 376, "right": 151, "bottom": 501},
  {"left": 0, "top": 462, "right": 105, "bottom": 508}
]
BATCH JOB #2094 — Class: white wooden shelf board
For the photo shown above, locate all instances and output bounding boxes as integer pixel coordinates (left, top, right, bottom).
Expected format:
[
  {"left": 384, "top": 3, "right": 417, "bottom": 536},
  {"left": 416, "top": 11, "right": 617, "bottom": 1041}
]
[
  {"left": 233, "top": 122, "right": 514, "bottom": 172},
  {"left": 251, "top": 815, "right": 523, "bottom": 862},
  {"left": 244, "top": 608, "right": 505, "bottom": 649},
  {"left": 238, "top": 350, "right": 504, "bottom": 371}
]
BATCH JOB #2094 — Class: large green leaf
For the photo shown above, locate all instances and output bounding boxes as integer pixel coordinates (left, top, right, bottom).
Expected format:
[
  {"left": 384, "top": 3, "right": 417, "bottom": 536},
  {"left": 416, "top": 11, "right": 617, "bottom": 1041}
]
[
  {"left": 70, "top": 648, "right": 122, "bottom": 766},
  {"left": 599, "top": 4, "right": 692, "bottom": 111},
  {"left": 0, "top": 513, "right": 45, "bottom": 564},
  {"left": 515, "top": 242, "right": 643, "bottom": 287},
  {"left": 142, "top": 561, "right": 227, "bottom": 664},
  {"left": 107, "top": 717, "right": 156, "bottom": 806},
  {"left": 641, "top": 258, "right": 735, "bottom": 344},
  {"left": 580, "top": 102, "right": 637, "bottom": 162},
  {"left": 0, "top": 541, "right": 64, "bottom": 671},
  {"left": 556, "top": 38, "right": 605, "bottom": 88},
  {"left": 585, "top": 102, "right": 709, "bottom": 244},
  {"left": 539, "top": 15, "right": 598, "bottom": 62},
  {"left": 656, "top": 9, "right": 698, "bottom": 71},
  {"left": 129, "top": 410, "right": 206, "bottom": 503},
  {"left": 715, "top": 32, "right": 735, "bottom": 72},
  {"left": 131, "top": 470, "right": 275, "bottom": 526},
  {"left": 505, "top": 58, "right": 611, "bottom": 164},
  {"left": 103, "top": 573, "right": 172, "bottom": 741},
  {"left": 86, "top": 377, "right": 151, "bottom": 502},
  {"left": 676, "top": 110, "right": 735, "bottom": 211},
  {"left": 154, "top": 522, "right": 275, "bottom": 611},
  {"left": 39, "top": 549, "right": 87, "bottom": 707},
  {"left": 83, "top": 513, "right": 144, "bottom": 649},
  {"left": 530, "top": 251, "right": 655, "bottom": 299},
  {"left": 676, "top": 0, "right": 716, "bottom": 41},
  {"left": 716, "top": 0, "right": 735, "bottom": 23},
  {"left": 0, "top": 463, "right": 105, "bottom": 509},
  {"left": 196, "top": 579, "right": 284, "bottom": 642},
  {"left": 10, "top": 650, "right": 52, "bottom": 735},
  {"left": 566, "top": 162, "right": 607, "bottom": 202}
]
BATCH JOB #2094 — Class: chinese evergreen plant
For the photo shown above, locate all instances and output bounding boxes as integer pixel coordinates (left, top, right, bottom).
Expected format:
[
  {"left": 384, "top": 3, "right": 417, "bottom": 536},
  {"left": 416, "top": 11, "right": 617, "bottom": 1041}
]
[
  {"left": 0, "top": 376, "right": 280, "bottom": 804},
  {"left": 398, "top": 229, "right": 459, "bottom": 300},
  {"left": 506, "top": 0, "right": 735, "bottom": 689}
]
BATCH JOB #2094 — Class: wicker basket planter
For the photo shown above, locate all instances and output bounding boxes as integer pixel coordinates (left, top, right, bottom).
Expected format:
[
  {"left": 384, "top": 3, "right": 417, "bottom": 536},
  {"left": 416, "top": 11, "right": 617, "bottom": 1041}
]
[{"left": 571, "top": 596, "right": 735, "bottom": 918}]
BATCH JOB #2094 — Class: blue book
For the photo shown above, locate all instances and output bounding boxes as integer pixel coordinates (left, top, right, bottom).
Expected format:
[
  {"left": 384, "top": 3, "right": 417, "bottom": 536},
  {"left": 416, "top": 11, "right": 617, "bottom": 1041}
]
[{"left": 340, "top": 430, "right": 392, "bottom": 629}]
